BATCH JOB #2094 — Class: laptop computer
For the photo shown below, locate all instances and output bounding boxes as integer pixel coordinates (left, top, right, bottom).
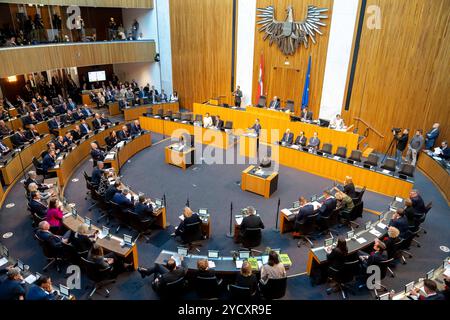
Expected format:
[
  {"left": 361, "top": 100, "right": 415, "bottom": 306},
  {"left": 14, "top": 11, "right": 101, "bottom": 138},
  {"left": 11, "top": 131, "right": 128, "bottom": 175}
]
[
  {"left": 177, "top": 247, "right": 188, "bottom": 257},
  {"left": 56, "top": 284, "right": 70, "bottom": 300}
]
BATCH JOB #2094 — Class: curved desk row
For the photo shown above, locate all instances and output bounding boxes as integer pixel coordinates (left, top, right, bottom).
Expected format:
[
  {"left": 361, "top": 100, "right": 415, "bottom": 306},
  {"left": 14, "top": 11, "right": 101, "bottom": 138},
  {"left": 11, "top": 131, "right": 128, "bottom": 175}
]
[
  {"left": 4, "top": 117, "right": 50, "bottom": 134},
  {"left": 417, "top": 151, "right": 449, "bottom": 205},
  {"left": 124, "top": 102, "right": 179, "bottom": 121},
  {"left": 49, "top": 124, "right": 122, "bottom": 188},
  {"left": 193, "top": 103, "right": 359, "bottom": 153},
  {"left": 0, "top": 134, "right": 52, "bottom": 186}
]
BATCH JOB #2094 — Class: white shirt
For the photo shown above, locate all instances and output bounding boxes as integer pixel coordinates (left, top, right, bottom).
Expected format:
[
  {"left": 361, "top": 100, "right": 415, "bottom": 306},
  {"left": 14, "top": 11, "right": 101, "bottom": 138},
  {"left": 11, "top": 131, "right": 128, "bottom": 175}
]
[
  {"left": 330, "top": 117, "right": 345, "bottom": 130},
  {"left": 203, "top": 116, "right": 213, "bottom": 128},
  {"left": 170, "top": 94, "right": 179, "bottom": 102}
]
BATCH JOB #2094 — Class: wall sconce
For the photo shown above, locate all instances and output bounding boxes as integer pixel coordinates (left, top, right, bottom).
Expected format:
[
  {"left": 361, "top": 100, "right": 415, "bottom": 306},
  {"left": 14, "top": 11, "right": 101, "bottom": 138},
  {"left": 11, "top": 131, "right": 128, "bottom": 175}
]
[{"left": 7, "top": 76, "right": 17, "bottom": 83}]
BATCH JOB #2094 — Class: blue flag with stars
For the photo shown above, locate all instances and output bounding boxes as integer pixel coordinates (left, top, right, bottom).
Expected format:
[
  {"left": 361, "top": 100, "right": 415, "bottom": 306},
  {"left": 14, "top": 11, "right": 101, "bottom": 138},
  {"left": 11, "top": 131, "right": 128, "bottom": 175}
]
[{"left": 301, "top": 55, "right": 312, "bottom": 109}]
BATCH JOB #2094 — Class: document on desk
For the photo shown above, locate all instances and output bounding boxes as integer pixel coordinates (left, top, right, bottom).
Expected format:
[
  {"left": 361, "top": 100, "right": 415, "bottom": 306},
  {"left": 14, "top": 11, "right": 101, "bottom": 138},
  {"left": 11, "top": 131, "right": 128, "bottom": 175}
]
[
  {"left": 208, "top": 261, "right": 216, "bottom": 269},
  {"left": 382, "top": 169, "right": 391, "bottom": 174},
  {"left": 356, "top": 238, "right": 367, "bottom": 244},
  {"left": 290, "top": 145, "right": 300, "bottom": 150},
  {"left": 105, "top": 154, "right": 115, "bottom": 160},
  {"left": 0, "top": 257, "right": 8, "bottom": 267},
  {"left": 281, "top": 209, "right": 294, "bottom": 216},
  {"left": 235, "top": 260, "right": 243, "bottom": 269},
  {"left": 377, "top": 222, "right": 387, "bottom": 229},
  {"left": 24, "top": 274, "right": 37, "bottom": 284},
  {"left": 444, "top": 268, "right": 450, "bottom": 278},
  {"left": 369, "top": 229, "right": 382, "bottom": 237},
  {"left": 311, "top": 201, "right": 321, "bottom": 211},
  {"left": 179, "top": 214, "right": 184, "bottom": 221},
  {"left": 235, "top": 217, "right": 243, "bottom": 225},
  {"left": 117, "top": 142, "right": 125, "bottom": 148}
]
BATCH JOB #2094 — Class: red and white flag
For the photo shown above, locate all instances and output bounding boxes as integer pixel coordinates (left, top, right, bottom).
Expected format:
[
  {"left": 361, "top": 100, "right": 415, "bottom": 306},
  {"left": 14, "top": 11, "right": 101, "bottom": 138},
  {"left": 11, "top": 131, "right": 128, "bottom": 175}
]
[{"left": 256, "top": 53, "right": 264, "bottom": 104}]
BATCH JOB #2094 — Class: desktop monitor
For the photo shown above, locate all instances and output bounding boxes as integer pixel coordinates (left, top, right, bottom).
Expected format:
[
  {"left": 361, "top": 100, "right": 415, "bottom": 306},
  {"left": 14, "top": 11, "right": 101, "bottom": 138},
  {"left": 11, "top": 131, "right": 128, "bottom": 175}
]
[
  {"left": 84, "top": 217, "right": 92, "bottom": 229},
  {"left": 426, "top": 269, "right": 435, "bottom": 280},
  {"left": 405, "top": 281, "right": 415, "bottom": 294},
  {"left": 123, "top": 234, "right": 133, "bottom": 246},
  {"left": 208, "top": 250, "right": 219, "bottom": 259},
  {"left": 239, "top": 251, "right": 250, "bottom": 260},
  {"left": 292, "top": 201, "right": 300, "bottom": 209},
  {"left": 102, "top": 226, "right": 110, "bottom": 237},
  {"left": 17, "top": 259, "right": 24, "bottom": 271},
  {"left": 198, "top": 208, "right": 208, "bottom": 215},
  {"left": 59, "top": 284, "right": 70, "bottom": 298},
  {"left": 324, "top": 238, "right": 333, "bottom": 247},
  {"left": 177, "top": 247, "right": 188, "bottom": 257}
]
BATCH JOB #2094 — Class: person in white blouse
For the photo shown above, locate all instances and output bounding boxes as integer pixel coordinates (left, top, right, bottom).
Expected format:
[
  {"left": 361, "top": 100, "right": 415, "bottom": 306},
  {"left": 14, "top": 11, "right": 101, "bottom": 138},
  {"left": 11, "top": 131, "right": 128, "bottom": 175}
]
[
  {"left": 329, "top": 114, "right": 346, "bottom": 130},
  {"left": 170, "top": 91, "right": 179, "bottom": 102},
  {"left": 203, "top": 113, "right": 213, "bottom": 128},
  {"left": 260, "top": 251, "right": 286, "bottom": 285}
]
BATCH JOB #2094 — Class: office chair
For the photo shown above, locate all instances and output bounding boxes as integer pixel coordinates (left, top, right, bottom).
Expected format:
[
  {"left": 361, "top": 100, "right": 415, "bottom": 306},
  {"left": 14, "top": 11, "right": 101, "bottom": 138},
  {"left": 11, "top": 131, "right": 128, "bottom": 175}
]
[
  {"left": 194, "top": 114, "right": 203, "bottom": 123},
  {"left": 156, "top": 276, "right": 188, "bottom": 299},
  {"left": 285, "top": 100, "right": 295, "bottom": 112},
  {"left": 228, "top": 284, "right": 256, "bottom": 301},
  {"left": 339, "top": 201, "right": 363, "bottom": 229},
  {"left": 258, "top": 277, "right": 287, "bottom": 300},
  {"left": 334, "top": 146, "right": 347, "bottom": 158},
  {"left": 164, "top": 110, "right": 173, "bottom": 119},
  {"left": 242, "top": 227, "right": 262, "bottom": 249},
  {"left": 172, "top": 112, "right": 181, "bottom": 121},
  {"left": 293, "top": 213, "right": 317, "bottom": 248},
  {"left": 195, "top": 276, "right": 223, "bottom": 299},
  {"left": 110, "top": 202, "right": 130, "bottom": 234},
  {"left": 318, "top": 209, "right": 340, "bottom": 237},
  {"left": 414, "top": 204, "right": 431, "bottom": 237},
  {"left": 386, "top": 238, "right": 408, "bottom": 278},
  {"left": 34, "top": 234, "right": 63, "bottom": 272},
  {"left": 369, "top": 259, "right": 394, "bottom": 298},
  {"left": 326, "top": 259, "right": 359, "bottom": 299},
  {"left": 224, "top": 121, "right": 233, "bottom": 130},
  {"left": 32, "top": 157, "right": 45, "bottom": 177},
  {"left": 398, "top": 163, "right": 415, "bottom": 177},
  {"left": 180, "top": 221, "right": 204, "bottom": 253},
  {"left": 364, "top": 153, "right": 379, "bottom": 167},
  {"left": 256, "top": 96, "right": 267, "bottom": 108},
  {"left": 61, "top": 242, "right": 78, "bottom": 266},
  {"left": 354, "top": 187, "right": 366, "bottom": 204},
  {"left": 146, "top": 107, "right": 154, "bottom": 116},
  {"left": 80, "top": 257, "right": 116, "bottom": 299},
  {"left": 320, "top": 143, "right": 333, "bottom": 155},
  {"left": 381, "top": 158, "right": 397, "bottom": 172},
  {"left": 128, "top": 210, "right": 154, "bottom": 242}
]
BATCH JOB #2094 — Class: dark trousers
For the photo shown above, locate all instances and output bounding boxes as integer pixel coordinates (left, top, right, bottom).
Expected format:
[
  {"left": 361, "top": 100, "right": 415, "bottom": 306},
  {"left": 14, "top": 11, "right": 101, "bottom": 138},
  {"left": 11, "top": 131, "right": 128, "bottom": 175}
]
[{"left": 141, "top": 263, "right": 169, "bottom": 279}]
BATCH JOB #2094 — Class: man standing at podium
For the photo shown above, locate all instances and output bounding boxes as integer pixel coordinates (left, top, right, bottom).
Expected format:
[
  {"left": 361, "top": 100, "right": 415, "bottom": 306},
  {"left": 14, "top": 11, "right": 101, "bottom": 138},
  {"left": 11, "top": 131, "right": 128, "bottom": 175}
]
[
  {"left": 233, "top": 85, "right": 243, "bottom": 107},
  {"left": 249, "top": 119, "right": 262, "bottom": 151}
]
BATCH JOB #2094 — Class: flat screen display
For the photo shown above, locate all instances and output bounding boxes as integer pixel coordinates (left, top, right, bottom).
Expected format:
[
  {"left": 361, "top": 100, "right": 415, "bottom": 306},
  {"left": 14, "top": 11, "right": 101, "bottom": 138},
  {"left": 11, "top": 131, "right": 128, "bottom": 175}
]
[{"left": 88, "top": 71, "right": 106, "bottom": 82}]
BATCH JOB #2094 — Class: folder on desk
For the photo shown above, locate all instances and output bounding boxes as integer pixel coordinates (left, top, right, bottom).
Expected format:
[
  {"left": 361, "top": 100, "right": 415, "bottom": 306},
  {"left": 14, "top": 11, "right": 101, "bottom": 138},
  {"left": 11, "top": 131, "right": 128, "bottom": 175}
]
[
  {"left": 247, "top": 258, "right": 259, "bottom": 270},
  {"left": 279, "top": 254, "right": 292, "bottom": 267}
]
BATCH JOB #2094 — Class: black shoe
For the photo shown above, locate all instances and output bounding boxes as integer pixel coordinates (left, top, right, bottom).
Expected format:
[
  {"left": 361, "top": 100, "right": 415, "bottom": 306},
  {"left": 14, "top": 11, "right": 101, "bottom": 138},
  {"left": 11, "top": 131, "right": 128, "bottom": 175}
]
[{"left": 137, "top": 267, "right": 148, "bottom": 279}]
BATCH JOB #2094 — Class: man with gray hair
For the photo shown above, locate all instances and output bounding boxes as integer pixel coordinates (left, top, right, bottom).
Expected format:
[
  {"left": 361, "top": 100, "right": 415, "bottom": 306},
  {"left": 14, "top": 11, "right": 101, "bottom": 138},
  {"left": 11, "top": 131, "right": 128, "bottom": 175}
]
[
  {"left": 239, "top": 206, "right": 265, "bottom": 244},
  {"left": 24, "top": 170, "right": 52, "bottom": 191},
  {"left": 0, "top": 267, "right": 25, "bottom": 300}
]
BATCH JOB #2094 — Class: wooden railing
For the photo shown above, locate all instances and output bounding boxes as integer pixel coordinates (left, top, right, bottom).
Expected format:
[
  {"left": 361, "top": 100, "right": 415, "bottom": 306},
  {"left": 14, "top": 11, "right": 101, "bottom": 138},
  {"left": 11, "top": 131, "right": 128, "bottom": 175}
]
[{"left": 353, "top": 117, "right": 385, "bottom": 148}]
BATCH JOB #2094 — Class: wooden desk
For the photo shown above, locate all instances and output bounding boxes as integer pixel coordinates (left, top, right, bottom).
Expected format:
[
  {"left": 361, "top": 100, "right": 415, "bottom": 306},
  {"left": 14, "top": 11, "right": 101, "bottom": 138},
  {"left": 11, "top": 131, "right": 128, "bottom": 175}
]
[
  {"left": 8, "top": 108, "right": 18, "bottom": 118},
  {"left": 108, "top": 102, "right": 121, "bottom": 116},
  {"left": 0, "top": 135, "right": 52, "bottom": 185},
  {"left": 5, "top": 117, "right": 23, "bottom": 131},
  {"left": 124, "top": 102, "right": 179, "bottom": 121},
  {"left": 193, "top": 103, "right": 359, "bottom": 152},
  {"left": 103, "top": 133, "right": 152, "bottom": 172},
  {"left": 241, "top": 165, "right": 279, "bottom": 198},
  {"left": 417, "top": 151, "right": 449, "bottom": 205},
  {"left": 63, "top": 213, "right": 138, "bottom": 270},
  {"left": 0, "top": 179, "right": 5, "bottom": 208},
  {"left": 164, "top": 144, "right": 195, "bottom": 170},
  {"left": 276, "top": 145, "right": 414, "bottom": 198},
  {"left": 54, "top": 117, "right": 95, "bottom": 137},
  {"left": 50, "top": 124, "right": 122, "bottom": 188},
  {"left": 82, "top": 93, "right": 95, "bottom": 107},
  {"left": 239, "top": 134, "right": 258, "bottom": 159}
]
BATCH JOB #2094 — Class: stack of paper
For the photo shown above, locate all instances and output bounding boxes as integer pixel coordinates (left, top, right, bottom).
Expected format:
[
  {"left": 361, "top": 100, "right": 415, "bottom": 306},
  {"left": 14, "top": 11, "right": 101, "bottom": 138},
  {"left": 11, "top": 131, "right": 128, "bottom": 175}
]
[
  {"left": 208, "top": 261, "right": 216, "bottom": 269},
  {"left": 282, "top": 209, "right": 294, "bottom": 216}
]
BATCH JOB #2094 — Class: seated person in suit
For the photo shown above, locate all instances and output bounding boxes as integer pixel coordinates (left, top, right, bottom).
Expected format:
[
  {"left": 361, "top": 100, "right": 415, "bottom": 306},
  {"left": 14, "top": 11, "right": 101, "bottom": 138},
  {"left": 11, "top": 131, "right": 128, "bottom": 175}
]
[
  {"left": 300, "top": 107, "right": 313, "bottom": 121},
  {"left": 25, "top": 275, "right": 55, "bottom": 301},
  {"left": 0, "top": 268, "right": 25, "bottom": 300},
  {"left": 260, "top": 251, "right": 286, "bottom": 284},
  {"left": 0, "top": 120, "right": 13, "bottom": 137},
  {"left": 25, "top": 170, "right": 52, "bottom": 192},
  {"left": 105, "top": 181, "right": 121, "bottom": 202},
  {"left": 130, "top": 120, "right": 142, "bottom": 136},
  {"left": 65, "top": 110, "right": 75, "bottom": 124},
  {"left": 268, "top": 96, "right": 281, "bottom": 110},
  {"left": 327, "top": 237, "right": 348, "bottom": 272},
  {"left": 72, "top": 108, "right": 84, "bottom": 121},
  {"left": 134, "top": 195, "right": 156, "bottom": 223},
  {"left": 97, "top": 169, "right": 114, "bottom": 197},
  {"left": 0, "top": 140, "right": 11, "bottom": 155},
  {"left": 47, "top": 116, "right": 61, "bottom": 135},
  {"left": 35, "top": 221, "right": 64, "bottom": 251},
  {"left": 54, "top": 135, "right": 68, "bottom": 153},
  {"left": 213, "top": 115, "right": 224, "bottom": 129},
  {"left": 67, "top": 223, "right": 97, "bottom": 255},
  {"left": 28, "top": 183, "right": 52, "bottom": 201},
  {"left": 329, "top": 114, "right": 346, "bottom": 130},
  {"left": 235, "top": 261, "right": 258, "bottom": 294},
  {"left": 307, "top": 132, "right": 320, "bottom": 150},
  {"left": 280, "top": 128, "right": 294, "bottom": 145},
  {"left": 71, "top": 125, "right": 82, "bottom": 142},
  {"left": 409, "top": 189, "right": 427, "bottom": 214},
  {"left": 117, "top": 126, "right": 130, "bottom": 141},
  {"left": 22, "top": 112, "right": 39, "bottom": 126},
  {"left": 105, "top": 131, "right": 119, "bottom": 150},
  {"left": 404, "top": 199, "right": 418, "bottom": 228},
  {"left": 42, "top": 149, "right": 57, "bottom": 175},
  {"left": 90, "top": 142, "right": 105, "bottom": 163},
  {"left": 174, "top": 207, "right": 202, "bottom": 238},
  {"left": 79, "top": 119, "right": 91, "bottom": 136},
  {"left": 25, "top": 124, "right": 40, "bottom": 141},
  {"left": 92, "top": 113, "right": 104, "bottom": 130},
  {"left": 358, "top": 239, "right": 387, "bottom": 270},
  {"left": 11, "top": 127, "right": 31, "bottom": 148},
  {"left": 382, "top": 227, "right": 402, "bottom": 259},
  {"left": 293, "top": 196, "right": 315, "bottom": 237},
  {"left": 112, "top": 188, "right": 135, "bottom": 209},
  {"left": 294, "top": 131, "right": 307, "bottom": 147},
  {"left": 81, "top": 104, "right": 93, "bottom": 117},
  {"left": 91, "top": 161, "right": 104, "bottom": 188},
  {"left": 44, "top": 105, "right": 57, "bottom": 119},
  {"left": 409, "top": 279, "right": 445, "bottom": 300},
  {"left": 63, "top": 131, "right": 74, "bottom": 146},
  {"left": 342, "top": 176, "right": 357, "bottom": 199},
  {"left": 100, "top": 113, "right": 112, "bottom": 126},
  {"left": 45, "top": 198, "right": 64, "bottom": 234},
  {"left": 316, "top": 190, "right": 337, "bottom": 230},
  {"left": 388, "top": 209, "right": 409, "bottom": 239},
  {"left": 196, "top": 258, "right": 215, "bottom": 278},
  {"left": 67, "top": 98, "right": 77, "bottom": 111},
  {"left": 203, "top": 113, "right": 213, "bottom": 128},
  {"left": 434, "top": 141, "right": 450, "bottom": 160},
  {"left": 138, "top": 257, "right": 187, "bottom": 290},
  {"left": 239, "top": 206, "right": 265, "bottom": 242}
]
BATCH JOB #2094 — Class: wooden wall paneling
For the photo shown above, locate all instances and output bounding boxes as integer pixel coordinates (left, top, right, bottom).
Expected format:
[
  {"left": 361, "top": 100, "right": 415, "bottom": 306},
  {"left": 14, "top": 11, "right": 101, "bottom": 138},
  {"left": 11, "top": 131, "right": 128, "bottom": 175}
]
[
  {"left": 0, "top": 41, "right": 156, "bottom": 77},
  {"left": 5, "top": 1, "right": 154, "bottom": 9},
  {"left": 169, "top": 0, "right": 234, "bottom": 110},
  {"left": 342, "top": 0, "right": 450, "bottom": 152},
  {"left": 252, "top": 0, "right": 334, "bottom": 117}
]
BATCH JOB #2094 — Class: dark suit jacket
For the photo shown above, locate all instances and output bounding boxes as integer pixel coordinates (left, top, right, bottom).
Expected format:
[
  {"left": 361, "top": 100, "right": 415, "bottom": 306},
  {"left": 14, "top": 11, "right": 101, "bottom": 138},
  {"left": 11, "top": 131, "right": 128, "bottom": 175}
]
[
  {"left": 71, "top": 130, "right": 82, "bottom": 141},
  {"left": 104, "top": 186, "right": 119, "bottom": 202},
  {"left": 367, "top": 251, "right": 387, "bottom": 266},
  {"left": 214, "top": 120, "right": 224, "bottom": 129},
  {"left": 134, "top": 202, "right": 154, "bottom": 220},
  {"left": 105, "top": 136, "right": 119, "bottom": 149},
  {"left": 80, "top": 123, "right": 91, "bottom": 136},
  {"left": 327, "top": 248, "right": 347, "bottom": 271},
  {"left": 301, "top": 110, "right": 313, "bottom": 121},
  {"left": 389, "top": 216, "right": 409, "bottom": 238},
  {"left": 235, "top": 274, "right": 258, "bottom": 293},
  {"left": 281, "top": 132, "right": 294, "bottom": 144},
  {"left": 91, "top": 168, "right": 103, "bottom": 186},
  {"left": 318, "top": 198, "right": 337, "bottom": 218},
  {"left": 22, "top": 116, "right": 38, "bottom": 126},
  {"left": 269, "top": 101, "right": 281, "bottom": 109},
  {"left": 112, "top": 192, "right": 134, "bottom": 209},
  {"left": 240, "top": 215, "right": 265, "bottom": 234},
  {"left": 11, "top": 132, "right": 28, "bottom": 147},
  {"left": 92, "top": 118, "right": 103, "bottom": 130},
  {"left": 130, "top": 124, "right": 142, "bottom": 136},
  {"left": 25, "top": 285, "right": 55, "bottom": 301},
  {"left": 47, "top": 119, "right": 60, "bottom": 130},
  {"left": 42, "top": 154, "right": 56, "bottom": 173},
  {"left": 117, "top": 130, "right": 130, "bottom": 141},
  {"left": 159, "top": 261, "right": 187, "bottom": 287},
  {"left": 25, "top": 129, "right": 39, "bottom": 140},
  {"left": 90, "top": 149, "right": 105, "bottom": 162},
  {"left": 344, "top": 183, "right": 357, "bottom": 199},
  {"left": 29, "top": 199, "right": 48, "bottom": 218},
  {"left": 250, "top": 124, "right": 261, "bottom": 137},
  {"left": 296, "top": 204, "right": 315, "bottom": 222},
  {"left": 295, "top": 135, "right": 307, "bottom": 146},
  {"left": 411, "top": 195, "right": 426, "bottom": 213}
]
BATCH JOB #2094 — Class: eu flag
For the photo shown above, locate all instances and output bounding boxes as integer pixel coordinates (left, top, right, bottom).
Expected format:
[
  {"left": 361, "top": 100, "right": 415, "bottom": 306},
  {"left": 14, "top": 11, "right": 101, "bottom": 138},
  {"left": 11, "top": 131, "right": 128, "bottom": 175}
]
[{"left": 301, "top": 55, "right": 312, "bottom": 109}]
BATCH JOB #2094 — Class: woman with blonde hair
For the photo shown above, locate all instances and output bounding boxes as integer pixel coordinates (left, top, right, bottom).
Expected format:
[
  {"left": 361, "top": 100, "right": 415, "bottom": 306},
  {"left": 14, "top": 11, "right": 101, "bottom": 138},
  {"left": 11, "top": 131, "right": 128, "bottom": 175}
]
[
  {"left": 28, "top": 182, "right": 51, "bottom": 201},
  {"left": 235, "top": 261, "right": 257, "bottom": 294},
  {"left": 343, "top": 176, "right": 357, "bottom": 198},
  {"left": 67, "top": 223, "right": 97, "bottom": 255},
  {"left": 383, "top": 226, "right": 401, "bottom": 259}
]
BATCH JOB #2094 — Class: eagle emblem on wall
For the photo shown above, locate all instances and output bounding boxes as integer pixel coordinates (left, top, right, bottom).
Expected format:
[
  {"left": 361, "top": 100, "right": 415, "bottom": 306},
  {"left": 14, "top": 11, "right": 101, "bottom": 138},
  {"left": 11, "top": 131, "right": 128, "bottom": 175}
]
[{"left": 256, "top": 5, "right": 329, "bottom": 55}]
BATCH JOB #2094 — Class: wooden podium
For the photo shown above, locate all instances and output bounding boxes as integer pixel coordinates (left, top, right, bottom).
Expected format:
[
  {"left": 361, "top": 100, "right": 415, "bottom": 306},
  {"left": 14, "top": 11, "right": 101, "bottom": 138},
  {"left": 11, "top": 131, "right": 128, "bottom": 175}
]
[
  {"left": 241, "top": 165, "right": 279, "bottom": 198},
  {"left": 165, "top": 144, "right": 195, "bottom": 170}
]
